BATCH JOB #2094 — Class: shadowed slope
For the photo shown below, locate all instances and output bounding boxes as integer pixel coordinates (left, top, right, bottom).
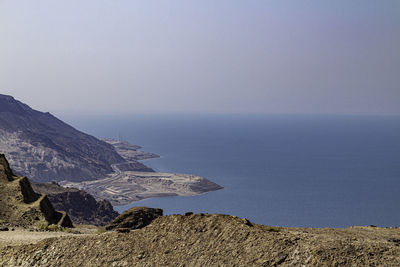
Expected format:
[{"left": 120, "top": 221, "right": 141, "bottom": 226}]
[{"left": 31, "top": 181, "right": 118, "bottom": 226}]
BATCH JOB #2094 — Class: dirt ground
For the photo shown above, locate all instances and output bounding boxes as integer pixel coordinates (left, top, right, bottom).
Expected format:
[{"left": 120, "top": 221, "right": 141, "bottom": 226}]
[
  {"left": 0, "top": 225, "right": 97, "bottom": 248},
  {"left": 1, "top": 214, "right": 400, "bottom": 266},
  {"left": 0, "top": 229, "right": 72, "bottom": 247}
]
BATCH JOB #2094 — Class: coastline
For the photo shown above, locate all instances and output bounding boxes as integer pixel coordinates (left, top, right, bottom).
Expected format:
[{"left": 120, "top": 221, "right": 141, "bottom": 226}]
[{"left": 60, "top": 139, "right": 223, "bottom": 206}]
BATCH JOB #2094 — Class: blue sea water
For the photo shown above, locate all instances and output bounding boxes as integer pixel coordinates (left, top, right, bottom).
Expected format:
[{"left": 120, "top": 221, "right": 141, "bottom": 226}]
[{"left": 63, "top": 114, "right": 400, "bottom": 228}]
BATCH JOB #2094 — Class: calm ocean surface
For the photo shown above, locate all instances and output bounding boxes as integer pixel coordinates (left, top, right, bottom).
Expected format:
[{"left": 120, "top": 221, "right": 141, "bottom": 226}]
[{"left": 64, "top": 114, "right": 400, "bottom": 228}]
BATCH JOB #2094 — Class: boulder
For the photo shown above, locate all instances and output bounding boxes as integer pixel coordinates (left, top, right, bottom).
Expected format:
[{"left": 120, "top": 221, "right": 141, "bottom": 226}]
[
  {"left": 0, "top": 154, "right": 14, "bottom": 182},
  {"left": 105, "top": 207, "right": 163, "bottom": 231}
]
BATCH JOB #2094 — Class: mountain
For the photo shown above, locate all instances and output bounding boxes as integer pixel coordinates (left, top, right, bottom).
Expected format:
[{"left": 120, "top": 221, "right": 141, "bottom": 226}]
[
  {"left": 31, "top": 181, "right": 119, "bottom": 226},
  {"left": 0, "top": 94, "right": 222, "bottom": 207},
  {"left": 0, "top": 94, "right": 153, "bottom": 182},
  {"left": 0, "top": 154, "right": 72, "bottom": 228}
]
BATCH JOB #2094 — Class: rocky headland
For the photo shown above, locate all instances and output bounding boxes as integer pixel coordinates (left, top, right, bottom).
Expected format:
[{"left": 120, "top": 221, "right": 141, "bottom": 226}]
[
  {"left": 0, "top": 94, "right": 223, "bottom": 207},
  {"left": 60, "top": 170, "right": 223, "bottom": 206}
]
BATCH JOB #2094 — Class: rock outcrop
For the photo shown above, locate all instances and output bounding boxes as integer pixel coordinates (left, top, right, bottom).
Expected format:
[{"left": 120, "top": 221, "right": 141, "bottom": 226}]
[
  {"left": 105, "top": 207, "right": 163, "bottom": 231},
  {"left": 0, "top": 154, "right": 72, "bottom": 228},
  {"left": 31, "top": 182, "right": 119, "bottom": 226},
  {"left": 0, "top": 94, "right": 153, "bottom": 183}
]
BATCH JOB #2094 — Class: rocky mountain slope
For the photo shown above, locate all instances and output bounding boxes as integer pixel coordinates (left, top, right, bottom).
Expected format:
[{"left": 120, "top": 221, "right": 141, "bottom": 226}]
[
  {"left": 0, "top": 94, "right": 152, "bottom": 182},
  {"left": 0, "top": 94, "right": 223, "bottom": 205},
  {"left": 1, "top": 213, "right": 400, "bottom": 266},
  {"left": 31, "top": 182, "right": 118, "bottom": 226},
  {"left": 0, "top": 154, "right": 72, "bottom": 228}
]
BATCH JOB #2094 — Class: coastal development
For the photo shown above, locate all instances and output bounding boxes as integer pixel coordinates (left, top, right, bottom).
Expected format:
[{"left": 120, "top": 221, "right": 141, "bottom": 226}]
[{"left": 61, "top": 170, "right": 223, "bottom": 206}]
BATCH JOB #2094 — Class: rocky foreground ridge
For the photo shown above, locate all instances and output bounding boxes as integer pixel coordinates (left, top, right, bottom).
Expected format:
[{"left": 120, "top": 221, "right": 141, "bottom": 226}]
[
  {"left": 1, "top": 154, "right": 399, "bottom": 266},
  {"left": 1, "top": 213, "right": 400, "bottom": 266},
  {"left": 0, "top": 154, "right": 72, "bottom": 228}
]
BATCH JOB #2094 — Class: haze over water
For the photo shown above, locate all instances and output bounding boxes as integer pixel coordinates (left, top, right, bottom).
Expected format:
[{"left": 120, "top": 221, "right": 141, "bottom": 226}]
[{"left": 66, "top": 114, "right": 400, "bottom": 228}]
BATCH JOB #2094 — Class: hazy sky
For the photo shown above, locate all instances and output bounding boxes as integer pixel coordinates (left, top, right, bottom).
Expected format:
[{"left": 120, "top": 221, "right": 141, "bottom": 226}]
[{"left": 0, "top": 0, "right": 399, "bottom": 115}]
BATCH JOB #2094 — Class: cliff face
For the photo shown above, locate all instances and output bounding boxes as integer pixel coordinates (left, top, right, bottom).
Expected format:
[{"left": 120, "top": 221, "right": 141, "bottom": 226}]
[
  {"left": 0, "top": 154, "right": 72, "bottom": 228},
  {"left": 31, "top": 182, "right": 118, "bottom": 226},
  {"left": 0, "top": 94, "right": 153, "bottom": 182}
]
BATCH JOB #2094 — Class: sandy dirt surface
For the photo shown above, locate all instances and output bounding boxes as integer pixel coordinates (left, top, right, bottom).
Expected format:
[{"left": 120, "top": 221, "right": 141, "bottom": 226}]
[
  {"left": 0, "top": 230, "right": 73, "bottom": 247},
  {"left": 0, "top": 225, "right": 96, "bottom": 248}
]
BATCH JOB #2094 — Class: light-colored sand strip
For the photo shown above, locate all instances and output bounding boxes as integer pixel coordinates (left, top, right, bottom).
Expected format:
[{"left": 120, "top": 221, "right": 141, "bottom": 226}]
[{"left": 0, "top": 230, "right": 72, "bottom": 247}]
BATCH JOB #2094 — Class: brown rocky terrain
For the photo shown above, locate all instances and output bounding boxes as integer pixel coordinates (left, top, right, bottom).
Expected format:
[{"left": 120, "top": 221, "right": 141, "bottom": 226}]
[
  {"left": 1, "top": 213, "right": 400, "bottom": 266},
  {"left": 0, "top": 154, "right": 72, "bottom": 228},
  {"left": 31, "top": 182, "right": 118, "bottom": 226}
]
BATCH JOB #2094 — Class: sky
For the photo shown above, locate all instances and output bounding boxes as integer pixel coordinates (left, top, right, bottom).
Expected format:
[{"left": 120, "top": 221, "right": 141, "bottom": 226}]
[{"left": 0, "top": 0, "right": 399, "bottom": 115}]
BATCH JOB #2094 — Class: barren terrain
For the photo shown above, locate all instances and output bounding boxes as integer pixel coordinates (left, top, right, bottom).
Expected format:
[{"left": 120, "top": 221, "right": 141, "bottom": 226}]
[{"left": 1, "top": 214, "right": 400, "bottom": 266}]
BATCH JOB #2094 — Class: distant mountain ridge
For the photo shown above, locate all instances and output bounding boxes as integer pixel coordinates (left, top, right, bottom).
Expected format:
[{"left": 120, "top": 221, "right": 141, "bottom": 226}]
[{"left": 0, "top": 94, "right": 153, "bottom": 182}]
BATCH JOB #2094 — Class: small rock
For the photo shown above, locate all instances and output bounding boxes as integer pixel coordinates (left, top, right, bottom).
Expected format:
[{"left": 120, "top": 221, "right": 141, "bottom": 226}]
[
  {"left": 0, "top": 227, "right": 9, "bottom": 231},
  {"left": 116, "top": 228, "right": 131, "bottom": 233},
  {"left": 185, "top": 212, "right": 193, "bottom": 216},
  {"left": 242, "top": 218, "right": 253, "bottom": 227},
  {"left": 388, "top": 238, "right": 400, "bottom": 243},
  {"left": 276, "top": 253, "right": 288, "bottom": 265}
]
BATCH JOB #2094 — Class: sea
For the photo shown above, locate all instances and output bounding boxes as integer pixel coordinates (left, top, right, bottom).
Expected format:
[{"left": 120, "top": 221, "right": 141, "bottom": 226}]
[{"left": 63, "top": 114, "right": 400, "bottom": 228}]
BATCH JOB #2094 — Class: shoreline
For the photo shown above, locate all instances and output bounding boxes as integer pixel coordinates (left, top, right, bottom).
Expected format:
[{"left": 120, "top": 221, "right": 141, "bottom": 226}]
[{"left": 60, "top": 139, "right": 223, "bottom": 206}]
